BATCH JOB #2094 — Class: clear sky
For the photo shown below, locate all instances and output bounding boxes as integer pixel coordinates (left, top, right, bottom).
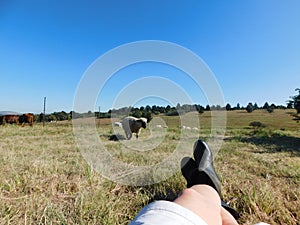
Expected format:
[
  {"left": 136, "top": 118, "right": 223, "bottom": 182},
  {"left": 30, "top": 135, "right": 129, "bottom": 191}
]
[{"left": 1, "top": 0, "right": 299, "bottom": 113}]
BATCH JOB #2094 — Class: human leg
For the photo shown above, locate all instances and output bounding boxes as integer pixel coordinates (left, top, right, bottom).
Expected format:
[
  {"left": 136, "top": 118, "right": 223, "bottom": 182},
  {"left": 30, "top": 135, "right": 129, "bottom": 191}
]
[
  {"left": 174, "top": 185, "right": 223, "bottom": 225},
  {"left": 181, "top": 140, "right": 240, "bottom": 220},
  {"left": 130, "top": 140, "right": 239, "bottom": 225}
]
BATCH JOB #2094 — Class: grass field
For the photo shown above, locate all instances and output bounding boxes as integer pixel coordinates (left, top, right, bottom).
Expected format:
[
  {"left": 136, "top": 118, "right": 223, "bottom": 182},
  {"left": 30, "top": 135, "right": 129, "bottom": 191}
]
[{"left": 0, "top": 109, "right": 299, "bottom": 224}]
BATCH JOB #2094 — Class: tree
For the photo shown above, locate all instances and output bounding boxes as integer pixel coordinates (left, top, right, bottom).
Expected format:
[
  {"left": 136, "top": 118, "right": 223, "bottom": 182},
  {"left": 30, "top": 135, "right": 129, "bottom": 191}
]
[
  {"left": 287, "top": 102, "right": 293, "bottom": 109},
  {"left": 38, "top": 113, "right": 44, "bottom": 122},
  {"left": 246, "top": 103, "right": 254, "bottom": 113},
  {"left": 166, "top": 105, "right": 171, "bottom": 112},
  {"left": 289, "top": 88, "right": 300, "bottom": 114},
  {"left": 194, "top": 104, "right": 205, "bottom": 113},
  {"left": 131, "top": 110, "right": 142, "bottom": 118},
  {"left": 54, "top": 111, "right": 70, "bottom": 120},
  {"left": 216, "top": 105, "right": 221, "bottom": 110},
  {"left": 263, "top": 102, "right": 270, "bottom": 110},
  {"left": 142, "top": 111, "right": 152, "bottom": 122},
  {"left": 166, "top": 108, "right": 179, "bottom": 116},
  {"left": 225, "top": 103, "right": 232, "bottom": 111},
  {"left": 145, "top": 105, "right": 151, "bottom": 112},
  {"left": 267, "top": 104, "right": 275, "bottom": 113}
]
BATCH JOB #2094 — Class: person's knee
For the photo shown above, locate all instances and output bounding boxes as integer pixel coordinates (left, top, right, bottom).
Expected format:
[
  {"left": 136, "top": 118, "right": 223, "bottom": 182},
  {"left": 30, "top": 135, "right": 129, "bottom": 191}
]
[
  {"left": 177, "top": 185, "right": 220, "bottom": 201},
  {"left": 174, "top": 185, "right": 222, "bottom": 225},
  {"left": 190, "top": 185, "right": 220, "bottom": 200},
  {"left": 175, "top": 187, "right": 199, "bottom": 205}
]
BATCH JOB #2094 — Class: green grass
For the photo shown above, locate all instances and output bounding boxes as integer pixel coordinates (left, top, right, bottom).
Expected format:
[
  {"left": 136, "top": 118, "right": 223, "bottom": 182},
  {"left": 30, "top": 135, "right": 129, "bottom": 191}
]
[{"left": 0, "top": 109, "right": 299, "bottom": 224}]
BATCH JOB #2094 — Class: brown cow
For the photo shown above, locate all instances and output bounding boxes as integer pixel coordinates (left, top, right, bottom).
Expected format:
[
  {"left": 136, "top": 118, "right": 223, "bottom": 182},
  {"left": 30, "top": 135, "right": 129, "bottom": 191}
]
[
  {"left": 19, "top": 113, "right": 34, "bottom": 126},
  {"left": 0, "top": 115, "right": 20, "bottom": 125}
]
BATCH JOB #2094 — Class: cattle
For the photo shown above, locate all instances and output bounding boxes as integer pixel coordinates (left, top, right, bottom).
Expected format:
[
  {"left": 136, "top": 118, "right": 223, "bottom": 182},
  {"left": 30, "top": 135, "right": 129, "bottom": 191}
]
[
  {"left": 0, "top": 115, "right": 19, "bottom": 125},
  {"left": 121, "top": 116, "right": 147, "bottom": 140},
  {"left": 155, "top": 124, "right": 168, "bottom": 128},
  {"left": 0, "top": 113, "right": 34, "bottom": 127},
  {"left": 19, "top": 113, "right": 34, "bottom": 126}
]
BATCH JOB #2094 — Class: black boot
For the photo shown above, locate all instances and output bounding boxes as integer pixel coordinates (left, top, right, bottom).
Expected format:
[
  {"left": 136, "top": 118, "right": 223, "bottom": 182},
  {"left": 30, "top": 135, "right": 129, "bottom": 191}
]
[
  {"left": 181, "top": 140, "right": 240, "bottom": 220},
  {"left": 181, "top": 140, "right": 221, "bottom": 194}
]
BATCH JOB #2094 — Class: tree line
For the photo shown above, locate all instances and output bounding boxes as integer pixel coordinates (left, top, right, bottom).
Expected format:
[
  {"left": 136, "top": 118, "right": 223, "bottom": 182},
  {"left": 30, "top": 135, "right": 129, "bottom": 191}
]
[
  {"left": 34, "top": 88, "right": 299, "bottom": 123},
  {"left": 35, "top": 101, "right": 296, "bottom": 123}
]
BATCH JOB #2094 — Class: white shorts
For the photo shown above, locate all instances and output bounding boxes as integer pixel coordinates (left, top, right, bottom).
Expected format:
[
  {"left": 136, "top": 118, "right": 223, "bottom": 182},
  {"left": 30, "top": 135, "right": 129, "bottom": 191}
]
[
  {"left": 129, "top": 200, "right": 270, "bottom": 225},
  {"left": 129, "top": 200, "right": 208, "bottom": 225}
]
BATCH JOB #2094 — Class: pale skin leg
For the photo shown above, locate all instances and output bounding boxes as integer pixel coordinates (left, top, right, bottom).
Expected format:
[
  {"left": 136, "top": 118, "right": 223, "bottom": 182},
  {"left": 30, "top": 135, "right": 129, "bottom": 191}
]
[{"left": 174, "top": 185, "right": 239, "bottom": 225}]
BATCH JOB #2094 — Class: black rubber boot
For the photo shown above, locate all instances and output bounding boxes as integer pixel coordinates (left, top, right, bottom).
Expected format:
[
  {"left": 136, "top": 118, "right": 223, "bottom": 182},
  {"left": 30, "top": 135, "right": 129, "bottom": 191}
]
[
  {"left": 181, "top": 140, "right": 221, "bottom": 194},
  {"left": 181, "top": 140, "right": 240, "bottom": 220}
]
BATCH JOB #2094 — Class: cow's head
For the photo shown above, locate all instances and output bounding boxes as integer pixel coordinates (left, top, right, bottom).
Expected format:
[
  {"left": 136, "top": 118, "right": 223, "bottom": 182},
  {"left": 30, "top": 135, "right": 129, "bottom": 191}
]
[{"left": 138, "top": 119, "right": 147, "bottom": 129}]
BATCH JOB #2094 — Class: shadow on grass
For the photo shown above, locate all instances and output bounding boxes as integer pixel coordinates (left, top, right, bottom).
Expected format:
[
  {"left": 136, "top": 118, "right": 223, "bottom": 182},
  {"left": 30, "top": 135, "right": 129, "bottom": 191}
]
[
  {"left": 108, "top": 134, "right": 126, "bottom": 141},
  {"left": 287, "top": 111, "right": 300, "bottom": 123},
  {"left": 149, "top": 187, "right": 179, "bottom": 202},
  {"left": 137, "top": 179, "right": 183, "bottom": 203},
  {"left": 227, "top": 132, "right": 300, "bottom": 157}
]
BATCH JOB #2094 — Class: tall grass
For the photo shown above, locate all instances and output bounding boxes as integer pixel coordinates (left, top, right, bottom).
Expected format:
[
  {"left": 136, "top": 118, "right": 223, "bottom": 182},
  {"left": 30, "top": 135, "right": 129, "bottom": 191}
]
[{"left": 0, "top": 110, "right": 299, "bottom": 224}]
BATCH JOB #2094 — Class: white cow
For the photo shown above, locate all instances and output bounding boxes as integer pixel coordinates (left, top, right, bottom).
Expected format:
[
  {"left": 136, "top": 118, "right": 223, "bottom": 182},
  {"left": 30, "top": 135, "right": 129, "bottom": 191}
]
[{"left": 121, "top": 116, "right": 147, "bottom": 140}]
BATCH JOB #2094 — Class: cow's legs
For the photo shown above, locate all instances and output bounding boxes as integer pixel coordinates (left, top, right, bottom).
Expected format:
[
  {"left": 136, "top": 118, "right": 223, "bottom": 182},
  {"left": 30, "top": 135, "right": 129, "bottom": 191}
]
[{"left": 126, "top": 131, "right": 132, "bottom": 140}]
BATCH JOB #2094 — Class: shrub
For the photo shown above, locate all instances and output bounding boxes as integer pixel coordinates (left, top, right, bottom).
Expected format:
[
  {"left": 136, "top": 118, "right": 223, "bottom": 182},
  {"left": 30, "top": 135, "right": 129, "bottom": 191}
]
[
  {"left": 249, "top": 121, "right": 266, "bottom": 128},
  {"left": 166, "top": 110, "right": 179, "bottom": 116}
]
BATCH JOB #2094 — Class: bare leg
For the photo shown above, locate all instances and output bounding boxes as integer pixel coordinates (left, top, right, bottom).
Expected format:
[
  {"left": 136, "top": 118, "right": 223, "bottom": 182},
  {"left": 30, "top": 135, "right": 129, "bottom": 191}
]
[
  {"left": 181, "top": 140, "right": 240, "bottom": 220},
  {"left": 221, "top": 207, "right": 239, "bottom": 225},
  {"left": 174, "top": 185, "right": 238, "bottom": 225}
]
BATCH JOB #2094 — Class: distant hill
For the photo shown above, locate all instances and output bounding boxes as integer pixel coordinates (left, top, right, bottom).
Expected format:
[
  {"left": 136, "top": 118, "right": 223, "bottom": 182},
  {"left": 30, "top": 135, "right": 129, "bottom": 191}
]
[{"left": 0, "top": 111, "right": 21, "bottom": 116}]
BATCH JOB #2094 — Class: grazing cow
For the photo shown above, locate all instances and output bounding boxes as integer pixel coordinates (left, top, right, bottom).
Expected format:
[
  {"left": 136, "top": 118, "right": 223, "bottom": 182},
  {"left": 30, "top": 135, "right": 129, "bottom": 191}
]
[
  {"left": 121, "top": 116, "right": 147, "bottom": 140},
  {"left": 19, "top": 113, "right": 34, "bottom": 126},
  {"left": 0, "top": 115, "right": 20, "bottom": 125}
]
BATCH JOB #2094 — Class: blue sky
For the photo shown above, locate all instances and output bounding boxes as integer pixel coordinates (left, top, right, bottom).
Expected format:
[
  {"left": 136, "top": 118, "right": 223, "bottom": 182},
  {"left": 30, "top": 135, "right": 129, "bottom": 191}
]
[{"left": 0, "top": 0, "right": 299, "bottom": 113}]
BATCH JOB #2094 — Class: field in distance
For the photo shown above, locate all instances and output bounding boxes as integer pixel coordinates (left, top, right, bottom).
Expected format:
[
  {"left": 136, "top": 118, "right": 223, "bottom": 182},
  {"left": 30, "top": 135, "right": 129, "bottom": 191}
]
[{"left": 0, "top": 109, "right": 299, "bottom": 224}]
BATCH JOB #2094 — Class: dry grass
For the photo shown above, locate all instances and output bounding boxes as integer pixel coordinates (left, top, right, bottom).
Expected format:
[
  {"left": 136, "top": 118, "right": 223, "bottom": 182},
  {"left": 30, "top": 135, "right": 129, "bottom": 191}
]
[{"left": 0, "top": 109, "right": 299, "bottom": 224}]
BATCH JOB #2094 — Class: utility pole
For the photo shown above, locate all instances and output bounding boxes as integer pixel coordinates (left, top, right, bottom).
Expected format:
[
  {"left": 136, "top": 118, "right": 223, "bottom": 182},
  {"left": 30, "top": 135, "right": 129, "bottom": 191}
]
[
  {"left": 43, "top": 97, "right": 46, "bottom": 127},
  {"left": 99, "top": 106, "right": 101, "bottom": 118}
]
